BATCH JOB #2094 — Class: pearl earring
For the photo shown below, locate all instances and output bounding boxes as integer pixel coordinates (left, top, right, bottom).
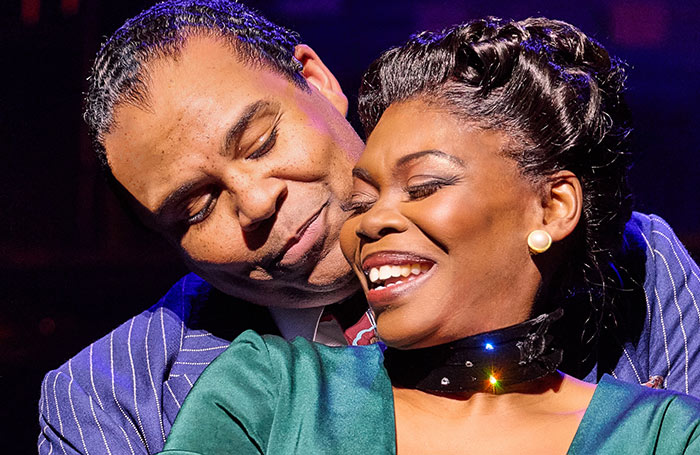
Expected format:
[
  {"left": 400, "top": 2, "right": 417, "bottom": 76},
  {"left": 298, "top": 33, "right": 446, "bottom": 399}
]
[{"left": 527, "top": 230, "right": 552, "bottom": 254}]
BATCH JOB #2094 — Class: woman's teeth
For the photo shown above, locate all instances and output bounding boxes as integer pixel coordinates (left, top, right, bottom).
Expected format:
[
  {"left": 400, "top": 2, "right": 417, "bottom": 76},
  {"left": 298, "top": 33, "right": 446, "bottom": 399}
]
[{"left": 366, "top": 263, "right": 431, "bottom": 290}]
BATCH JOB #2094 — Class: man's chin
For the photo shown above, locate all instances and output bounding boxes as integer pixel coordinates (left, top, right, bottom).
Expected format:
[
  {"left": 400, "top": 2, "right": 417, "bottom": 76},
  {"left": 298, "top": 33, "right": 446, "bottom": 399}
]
[
  {"left": 194, "top": 264, "right": 359, "bottom": 309},
  {"left": 304, "top": 242, "right": 358, "bottom": 291},
  {"left": 184, "top": 240, "right": 359, "bottom": 307}
]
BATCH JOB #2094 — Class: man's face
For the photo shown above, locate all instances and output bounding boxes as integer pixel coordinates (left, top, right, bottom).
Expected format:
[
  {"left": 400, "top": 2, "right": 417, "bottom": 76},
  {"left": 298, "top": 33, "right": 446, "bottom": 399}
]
[{"left": 104, "top": 36, "right": 364, "bottom": 308}]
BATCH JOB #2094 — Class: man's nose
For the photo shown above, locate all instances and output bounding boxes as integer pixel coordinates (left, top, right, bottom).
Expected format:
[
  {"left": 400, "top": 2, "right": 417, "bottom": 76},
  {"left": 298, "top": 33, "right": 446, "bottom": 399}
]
[
  {"left": 355, "top": 200, "right": 408, "bottom": 241},
  {"left": 232, "top": 177, "right": 288, "bottom": 232}
]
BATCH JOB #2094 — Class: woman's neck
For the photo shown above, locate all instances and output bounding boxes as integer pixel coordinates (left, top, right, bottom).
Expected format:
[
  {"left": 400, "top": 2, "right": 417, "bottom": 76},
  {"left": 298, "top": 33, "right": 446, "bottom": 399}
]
[{"left": 391, "top": 372, "right": 596, "bottom": 455}]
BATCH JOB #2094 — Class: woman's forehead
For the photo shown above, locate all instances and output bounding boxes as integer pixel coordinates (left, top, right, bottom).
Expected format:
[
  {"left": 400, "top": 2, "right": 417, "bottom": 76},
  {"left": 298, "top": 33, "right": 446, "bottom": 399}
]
[{"left": 361, "top": 101, "right": 510, "bottom": 170}]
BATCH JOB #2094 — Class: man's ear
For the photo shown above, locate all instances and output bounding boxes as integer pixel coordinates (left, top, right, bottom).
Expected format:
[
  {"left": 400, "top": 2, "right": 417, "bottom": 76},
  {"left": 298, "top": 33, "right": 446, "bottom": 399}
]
[
  {"left": 294, "top": 44, "right": 348, "bottom": 116},
  {"left": 541, "top": 170, "right": 582, "bottom": 242}
]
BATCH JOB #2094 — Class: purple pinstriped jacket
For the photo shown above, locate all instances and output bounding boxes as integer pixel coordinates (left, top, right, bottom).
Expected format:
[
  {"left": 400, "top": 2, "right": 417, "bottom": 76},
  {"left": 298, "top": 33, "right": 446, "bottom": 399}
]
[{"left": 38, "top": 212, "right": 700, "bottom": 454}]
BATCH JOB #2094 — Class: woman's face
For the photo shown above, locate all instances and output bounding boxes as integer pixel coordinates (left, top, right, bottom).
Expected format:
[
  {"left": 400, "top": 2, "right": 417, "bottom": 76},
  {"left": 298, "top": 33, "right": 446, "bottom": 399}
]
[{"left": 340, "top": 100, "right": 546, "bottom": 349}]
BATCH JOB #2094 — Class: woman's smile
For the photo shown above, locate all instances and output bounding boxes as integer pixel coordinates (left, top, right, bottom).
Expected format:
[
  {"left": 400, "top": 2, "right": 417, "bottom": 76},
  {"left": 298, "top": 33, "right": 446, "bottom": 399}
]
[{"left": 361, "top": 251, "right": 436, "bottom": 306}]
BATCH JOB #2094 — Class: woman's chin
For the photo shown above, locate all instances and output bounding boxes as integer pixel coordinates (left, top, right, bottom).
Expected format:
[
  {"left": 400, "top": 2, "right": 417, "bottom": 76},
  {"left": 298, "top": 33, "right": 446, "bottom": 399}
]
[{"left": 375, "top": 313, "right": 436, "bottom": 350}]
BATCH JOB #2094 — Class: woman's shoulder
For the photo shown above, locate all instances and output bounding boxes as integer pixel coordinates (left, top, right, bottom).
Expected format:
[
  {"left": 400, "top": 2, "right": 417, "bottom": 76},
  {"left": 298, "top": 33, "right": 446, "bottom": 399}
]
[
  {"left": 570, "top": 375, "right": 700, "bottom": 453},
  {"left": 596, "top": 374, "right": 700, "bottom": 420}
]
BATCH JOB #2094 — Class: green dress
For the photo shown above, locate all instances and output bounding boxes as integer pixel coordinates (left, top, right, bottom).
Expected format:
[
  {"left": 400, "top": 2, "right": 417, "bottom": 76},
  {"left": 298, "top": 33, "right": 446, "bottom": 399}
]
[{"left": 161, "top": 331, "right": 700, "bottom": 454}]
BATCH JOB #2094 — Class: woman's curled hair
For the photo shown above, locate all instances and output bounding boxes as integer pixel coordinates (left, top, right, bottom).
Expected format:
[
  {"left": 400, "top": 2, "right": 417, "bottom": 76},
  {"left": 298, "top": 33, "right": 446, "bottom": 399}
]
[{"left": 358, "top": 17, "right": 634, "bottom": 366}]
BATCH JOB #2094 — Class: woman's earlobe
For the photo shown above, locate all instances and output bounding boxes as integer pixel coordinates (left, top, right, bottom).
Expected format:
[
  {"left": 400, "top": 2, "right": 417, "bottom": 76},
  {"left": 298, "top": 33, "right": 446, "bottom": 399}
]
[
  {"left": 294, "top": 44, "right": 349, "bottom": 116},
  {"left": 542, "top": 171, "right": 582, "bottom": 242},
  {"left": 528, "top": 230, "right": 553, "bottom": 254}
]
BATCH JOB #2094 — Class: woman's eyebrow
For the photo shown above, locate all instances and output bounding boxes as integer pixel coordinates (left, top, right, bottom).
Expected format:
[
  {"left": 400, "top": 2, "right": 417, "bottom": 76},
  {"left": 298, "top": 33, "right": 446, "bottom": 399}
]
[{"left": 395, "top": 150, "right": 465, "bottom": 168}]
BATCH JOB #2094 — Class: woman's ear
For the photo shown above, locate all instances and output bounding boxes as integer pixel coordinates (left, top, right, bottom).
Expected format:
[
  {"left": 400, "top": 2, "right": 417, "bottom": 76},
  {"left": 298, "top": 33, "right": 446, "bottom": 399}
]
[
  {"left": 294, "top": 44, "right": 349, "bottom": 116},
  {"left": 541, "top": 170, "right": 582, "bottom": 242}
]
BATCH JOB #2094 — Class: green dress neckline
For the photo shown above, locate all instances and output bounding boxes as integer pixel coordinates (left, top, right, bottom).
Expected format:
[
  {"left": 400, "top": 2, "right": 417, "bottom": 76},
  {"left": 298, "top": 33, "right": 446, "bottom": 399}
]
[{"left": 377, "top": 350, "right": 606, "bottom": 454}]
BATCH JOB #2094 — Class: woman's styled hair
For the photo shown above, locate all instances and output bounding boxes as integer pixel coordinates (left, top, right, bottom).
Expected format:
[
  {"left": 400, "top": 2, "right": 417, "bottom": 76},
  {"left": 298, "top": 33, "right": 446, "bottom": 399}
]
[{"left": 358, "top": 17, "right": 634, "bottom": 368}]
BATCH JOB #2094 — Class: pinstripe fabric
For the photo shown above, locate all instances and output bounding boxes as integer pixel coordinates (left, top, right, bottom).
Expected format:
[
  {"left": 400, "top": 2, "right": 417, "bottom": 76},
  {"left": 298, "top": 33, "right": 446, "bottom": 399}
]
[
  {"left": 38, "top": 212, "right": 700, "bottom": 454},
  {"left": 589, "top": 212, "right": 700, "bottom": 394},
  {"left": 38, "top": 275, "right": 248, "bottom": 455}
]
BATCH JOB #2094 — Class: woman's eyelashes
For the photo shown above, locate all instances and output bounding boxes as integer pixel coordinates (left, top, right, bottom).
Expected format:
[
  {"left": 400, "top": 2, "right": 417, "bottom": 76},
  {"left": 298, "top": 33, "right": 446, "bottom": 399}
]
[
  {"left": 403, "top": 175, "right": 460, "bottom": 200},
  {"left": 342, "top": 175, "right": 460, "bottom": 215}
]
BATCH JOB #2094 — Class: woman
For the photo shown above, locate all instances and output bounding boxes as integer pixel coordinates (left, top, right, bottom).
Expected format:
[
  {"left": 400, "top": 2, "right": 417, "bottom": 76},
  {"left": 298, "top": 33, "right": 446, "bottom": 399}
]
[{"left": 160, "top": 17, "right": 700, "bottom": 454}]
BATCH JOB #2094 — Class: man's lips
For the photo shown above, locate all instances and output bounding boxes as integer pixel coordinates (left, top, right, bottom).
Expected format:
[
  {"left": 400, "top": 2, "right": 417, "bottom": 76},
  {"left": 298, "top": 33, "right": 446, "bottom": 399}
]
[{"left": 278, "top": 201, "right": 328, "bottom": 265}]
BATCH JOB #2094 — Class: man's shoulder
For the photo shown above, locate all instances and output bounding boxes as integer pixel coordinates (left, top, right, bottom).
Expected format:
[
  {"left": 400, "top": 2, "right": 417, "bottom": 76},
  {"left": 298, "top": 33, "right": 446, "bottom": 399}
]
[
  {"left": 625, "top": 212, "right": 692, "bottom": 259},
  {"left": 45, "top": 273, "right": 213, "bottom": 376},
  {"left": 622, "top": 211, "right": 700, "bottom": 290},
  {"left": 41, "top": 271, "right": 281, "bottom": 394},
  {"left": 618, "top": 212, "right": 700, "bottom": 396},
  {"left": 38, "top": 273, "right": 229, "bottom": 454}
]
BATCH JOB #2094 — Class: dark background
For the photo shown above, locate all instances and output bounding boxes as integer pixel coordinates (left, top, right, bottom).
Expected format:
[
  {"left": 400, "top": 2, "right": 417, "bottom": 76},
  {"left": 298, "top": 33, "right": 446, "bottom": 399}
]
[{"left": 1, "top": 0, "right": 699, "bottom": 451}]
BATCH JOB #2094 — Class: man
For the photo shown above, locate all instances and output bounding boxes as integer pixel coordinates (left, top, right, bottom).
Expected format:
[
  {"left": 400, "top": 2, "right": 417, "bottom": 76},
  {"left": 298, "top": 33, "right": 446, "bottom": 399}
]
[{"left": 39, "top": 1, "right": 700, "bottom": 454}]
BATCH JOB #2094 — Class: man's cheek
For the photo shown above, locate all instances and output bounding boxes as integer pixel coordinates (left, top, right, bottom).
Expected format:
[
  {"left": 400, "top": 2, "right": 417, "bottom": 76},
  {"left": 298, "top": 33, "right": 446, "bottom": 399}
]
[{"left": 180, "top": 232, "right": 227, "bottom": 265}]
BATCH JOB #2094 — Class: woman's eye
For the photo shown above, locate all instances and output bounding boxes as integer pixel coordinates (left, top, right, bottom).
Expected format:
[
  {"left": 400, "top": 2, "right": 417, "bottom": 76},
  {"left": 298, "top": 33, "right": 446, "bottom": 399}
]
[
  {"left": 185, "top": 193, "right": 218, "bottom": 225},
  {"left": 404, "top": 176, "right": 459, "bottom": 200},
  {"left": 246, "top": 125, "right": 278, "bottom": 160},
  {"left": 404, "top": 181, "right": 444, "bottom": 200},
  {"left": 406, "top": 182, "right": 441, "bottom": 199}
]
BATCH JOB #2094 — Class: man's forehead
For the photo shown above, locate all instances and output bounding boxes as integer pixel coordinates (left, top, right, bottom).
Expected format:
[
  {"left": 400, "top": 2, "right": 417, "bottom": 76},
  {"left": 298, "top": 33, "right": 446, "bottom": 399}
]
[
  {"left": 104, "top": 36, "right": 298, "bottom": 206},
  {"left": 141, "top": 35, "right": 288, "bottom": 111}
]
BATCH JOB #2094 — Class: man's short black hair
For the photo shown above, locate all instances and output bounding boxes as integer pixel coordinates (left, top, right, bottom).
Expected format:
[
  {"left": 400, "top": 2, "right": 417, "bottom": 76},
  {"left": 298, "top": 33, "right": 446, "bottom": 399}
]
[{"left": 85, "top": 0, "right": 304, "bottom": 168}]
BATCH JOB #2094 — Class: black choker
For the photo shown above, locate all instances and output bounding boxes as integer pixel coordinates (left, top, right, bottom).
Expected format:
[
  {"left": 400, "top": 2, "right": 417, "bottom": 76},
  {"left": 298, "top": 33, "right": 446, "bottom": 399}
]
[{"left": 383, "top": 309, "right": 564, "bottom": 393}]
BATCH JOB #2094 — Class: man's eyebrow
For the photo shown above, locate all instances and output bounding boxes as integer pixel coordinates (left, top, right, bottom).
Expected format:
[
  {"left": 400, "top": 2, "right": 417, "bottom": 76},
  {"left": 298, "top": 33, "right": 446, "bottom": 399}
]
[
  {"left": 154, "top": 180, "right": 198, "bottom": 218},
  {"left": 395, "top": 150, "right": 466, "bottom": 168},
  {"left": 221, "top": 100, "right": 272, "bottom": 157},
  {"left": 352, "top": 167, "right": 379, "bottom": 187}
]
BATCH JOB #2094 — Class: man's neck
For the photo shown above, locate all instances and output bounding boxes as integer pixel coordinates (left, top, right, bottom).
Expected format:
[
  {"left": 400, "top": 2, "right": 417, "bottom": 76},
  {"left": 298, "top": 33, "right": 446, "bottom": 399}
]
[
  {"left": 268, "top": 305, "right": 327, "bottom": 342},
  {"left": 268, "top": 291, "right": 371, "bottom": 345}
]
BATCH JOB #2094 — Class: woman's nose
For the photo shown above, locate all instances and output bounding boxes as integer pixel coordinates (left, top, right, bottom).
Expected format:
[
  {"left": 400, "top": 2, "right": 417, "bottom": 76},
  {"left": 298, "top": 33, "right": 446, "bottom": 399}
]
[{"left": 355, "top": 200, "right": 408, "bottom": 241}]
